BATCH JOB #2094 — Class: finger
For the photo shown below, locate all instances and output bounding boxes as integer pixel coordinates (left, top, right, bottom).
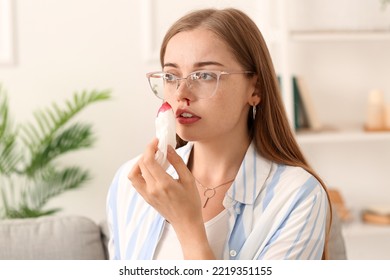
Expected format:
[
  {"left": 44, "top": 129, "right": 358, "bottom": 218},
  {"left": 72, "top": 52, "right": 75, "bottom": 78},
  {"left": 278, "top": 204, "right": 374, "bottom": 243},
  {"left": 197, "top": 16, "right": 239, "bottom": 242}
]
[
  {"left": 128, "top": 159, "right": 147, "bottom": 193},
  {"left": 138, "top": 156, "right": 157, "bottom": 185},
  {"left": 144, "top": 138, "right": 159, "bottom": 163},
  {"left": 131, "top": 139, "right": 164, "bottom": 191},
  {"left": 150, "top": 137, "right": 159, "bottom": 152},
  {"left": 142, "top": 138, "right": 171, "bottom": 181},
  {"left": 166, "top": 145, "right": 194, "bottom": 185}
]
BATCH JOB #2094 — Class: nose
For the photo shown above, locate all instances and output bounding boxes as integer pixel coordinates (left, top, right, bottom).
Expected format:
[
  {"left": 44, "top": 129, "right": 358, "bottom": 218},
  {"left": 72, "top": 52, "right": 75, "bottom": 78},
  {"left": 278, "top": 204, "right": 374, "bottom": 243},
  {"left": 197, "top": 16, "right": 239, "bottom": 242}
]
[
  {"left": 176, "top": 76, "right": 192, "bottom": 90},
  {"left": 175, "top": 77, "right": 193, "bottom": 104}
]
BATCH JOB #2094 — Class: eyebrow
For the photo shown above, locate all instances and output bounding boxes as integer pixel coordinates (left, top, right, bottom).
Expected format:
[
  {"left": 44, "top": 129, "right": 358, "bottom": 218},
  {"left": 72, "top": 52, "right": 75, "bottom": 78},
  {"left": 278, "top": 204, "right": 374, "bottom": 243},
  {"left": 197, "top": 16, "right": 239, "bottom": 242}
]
[{"left": 163, "top": 61, "right": 225, "bottom": 68}]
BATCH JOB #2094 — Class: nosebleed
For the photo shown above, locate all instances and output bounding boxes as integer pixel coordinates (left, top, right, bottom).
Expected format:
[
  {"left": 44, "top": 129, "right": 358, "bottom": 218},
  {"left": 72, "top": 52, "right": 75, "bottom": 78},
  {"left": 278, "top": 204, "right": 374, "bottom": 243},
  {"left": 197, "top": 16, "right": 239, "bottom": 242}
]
[{"left": 155, "top": 102, "right": 176, "bottom": 170}]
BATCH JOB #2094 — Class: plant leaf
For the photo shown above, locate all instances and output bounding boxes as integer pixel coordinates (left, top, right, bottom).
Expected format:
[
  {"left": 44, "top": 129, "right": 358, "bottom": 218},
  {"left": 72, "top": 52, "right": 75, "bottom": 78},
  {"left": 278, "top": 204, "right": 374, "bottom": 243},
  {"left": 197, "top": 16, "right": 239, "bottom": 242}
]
[
  {"left": 3, "top": 206, "right": 61, "bottom": 219},
  {"left": 0, "top": 86, "right": 20, "bottom": 175},
  {"left": 25, "top": 123, "right": 95, "bottom": 175},
  {"left": 25, "top": 166, "right": 90, "bottom": 211},
  {"left": 21, "top": 90, "right": 110, "bottom": 174},
  {"left": 0, "top": 87, "right": 110, "bottom": 219}
]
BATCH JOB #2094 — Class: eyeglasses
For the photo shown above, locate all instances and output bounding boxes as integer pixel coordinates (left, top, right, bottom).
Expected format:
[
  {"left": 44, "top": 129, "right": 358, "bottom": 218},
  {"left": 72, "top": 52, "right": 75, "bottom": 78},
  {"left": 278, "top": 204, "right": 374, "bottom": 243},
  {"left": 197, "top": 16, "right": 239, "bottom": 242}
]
[{"left": 146, "top": 70, "right": 254, "bottom": 99}]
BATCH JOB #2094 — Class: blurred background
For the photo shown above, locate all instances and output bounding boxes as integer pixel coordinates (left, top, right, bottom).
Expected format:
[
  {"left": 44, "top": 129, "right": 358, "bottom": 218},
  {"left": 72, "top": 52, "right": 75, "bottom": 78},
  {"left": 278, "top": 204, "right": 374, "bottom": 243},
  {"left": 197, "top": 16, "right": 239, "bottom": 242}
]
[{"left": 1, "top": 0, "right": 390, "bottom": 259}]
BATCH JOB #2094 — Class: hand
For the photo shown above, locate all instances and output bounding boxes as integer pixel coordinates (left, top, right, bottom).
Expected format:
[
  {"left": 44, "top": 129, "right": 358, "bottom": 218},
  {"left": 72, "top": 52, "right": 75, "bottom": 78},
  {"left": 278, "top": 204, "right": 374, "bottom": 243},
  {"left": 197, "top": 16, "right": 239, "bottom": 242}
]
[
  {"left": 128, "top": 138, "right": 216, "bottom": 259},
  {"left": 128, "top": 138, "right": 203, "bottom": 227}
]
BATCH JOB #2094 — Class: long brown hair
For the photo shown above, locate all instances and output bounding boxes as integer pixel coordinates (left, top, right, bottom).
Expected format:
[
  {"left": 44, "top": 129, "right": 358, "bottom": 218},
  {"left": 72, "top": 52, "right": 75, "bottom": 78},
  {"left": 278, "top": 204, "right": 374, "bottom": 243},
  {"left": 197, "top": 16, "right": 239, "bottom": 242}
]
[{"left": 160, "top": 8, "right": 332, "bottom": 259}]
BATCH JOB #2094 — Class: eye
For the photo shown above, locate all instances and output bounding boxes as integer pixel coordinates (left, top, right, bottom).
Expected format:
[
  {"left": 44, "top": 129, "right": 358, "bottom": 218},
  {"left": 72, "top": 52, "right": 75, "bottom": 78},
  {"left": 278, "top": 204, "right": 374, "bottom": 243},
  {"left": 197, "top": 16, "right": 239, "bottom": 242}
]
[
  {"left": 192, "top": 71, "right": 218, "bottom": 81},
  {"left": 163, "top": 73, "right": 177, "bottom": 83}
]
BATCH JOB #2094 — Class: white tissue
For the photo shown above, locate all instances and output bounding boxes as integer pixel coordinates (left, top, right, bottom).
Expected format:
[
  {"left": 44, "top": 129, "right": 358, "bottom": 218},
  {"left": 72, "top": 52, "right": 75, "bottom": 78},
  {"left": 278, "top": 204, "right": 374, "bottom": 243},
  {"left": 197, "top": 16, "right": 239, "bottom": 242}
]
[{"left": 155, "top": 103, "right": 176, "bottom": 170}]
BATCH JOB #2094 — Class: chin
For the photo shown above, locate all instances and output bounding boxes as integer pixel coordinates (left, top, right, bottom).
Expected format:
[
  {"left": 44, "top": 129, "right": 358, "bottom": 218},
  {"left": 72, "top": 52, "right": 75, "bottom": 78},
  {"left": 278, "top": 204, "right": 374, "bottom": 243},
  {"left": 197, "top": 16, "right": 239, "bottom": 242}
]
[{"left": 177, "top": 131, "right": 199, "bottom": 143}]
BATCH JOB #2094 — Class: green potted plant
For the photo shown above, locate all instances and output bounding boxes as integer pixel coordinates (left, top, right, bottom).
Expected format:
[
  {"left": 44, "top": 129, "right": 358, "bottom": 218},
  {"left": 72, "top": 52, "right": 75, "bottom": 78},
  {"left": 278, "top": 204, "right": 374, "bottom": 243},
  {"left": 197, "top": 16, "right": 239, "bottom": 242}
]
[{"left": 0, "top": 86, "right": 111, "bottom": 218}]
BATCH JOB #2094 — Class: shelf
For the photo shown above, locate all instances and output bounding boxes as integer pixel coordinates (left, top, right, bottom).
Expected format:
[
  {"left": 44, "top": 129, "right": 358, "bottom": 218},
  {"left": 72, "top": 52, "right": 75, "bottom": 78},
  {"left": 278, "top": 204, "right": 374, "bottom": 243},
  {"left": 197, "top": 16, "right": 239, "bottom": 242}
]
[
  {"left": 290, "top": 29, "right": 390, "bottom": 41},
  {"left": 342, "top": 221, "right": 390, "bottom": 236},
  {"left": 296, "top": 129, "right": 390, "bottom": 144},
  {"left": 281, "top": 3, "right": 390, "bottom": 260}
]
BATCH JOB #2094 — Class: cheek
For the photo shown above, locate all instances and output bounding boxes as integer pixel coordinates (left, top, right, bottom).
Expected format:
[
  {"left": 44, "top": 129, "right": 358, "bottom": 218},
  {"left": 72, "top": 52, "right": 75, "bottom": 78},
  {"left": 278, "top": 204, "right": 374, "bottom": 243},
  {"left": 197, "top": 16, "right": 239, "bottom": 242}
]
[
  {"left": 215, "top": 84, "right": 249, "bottom": 111},
  {"left": 207, "top": 92, "right": 248, "bottom": 123},
  {"left": 218, "top": 86, "right": 252, "bottom": 124},
  {"left": 164, "top": 94, "right": 176, "bottom": 108}
]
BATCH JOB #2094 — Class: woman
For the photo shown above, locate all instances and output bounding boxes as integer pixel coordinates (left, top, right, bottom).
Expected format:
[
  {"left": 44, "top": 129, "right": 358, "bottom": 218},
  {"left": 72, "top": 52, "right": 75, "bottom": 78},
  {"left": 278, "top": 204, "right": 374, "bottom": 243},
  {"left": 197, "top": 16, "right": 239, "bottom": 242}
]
[{"left": 107, "top": 8, "right": 331, "bottom": 260}]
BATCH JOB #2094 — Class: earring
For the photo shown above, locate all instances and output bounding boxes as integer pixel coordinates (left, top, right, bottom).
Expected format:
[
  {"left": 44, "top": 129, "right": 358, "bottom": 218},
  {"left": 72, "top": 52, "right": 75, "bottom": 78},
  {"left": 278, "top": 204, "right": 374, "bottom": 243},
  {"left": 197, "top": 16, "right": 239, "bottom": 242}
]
[{"left": 252, "top": 103, "right": 257, "bottom": 120}]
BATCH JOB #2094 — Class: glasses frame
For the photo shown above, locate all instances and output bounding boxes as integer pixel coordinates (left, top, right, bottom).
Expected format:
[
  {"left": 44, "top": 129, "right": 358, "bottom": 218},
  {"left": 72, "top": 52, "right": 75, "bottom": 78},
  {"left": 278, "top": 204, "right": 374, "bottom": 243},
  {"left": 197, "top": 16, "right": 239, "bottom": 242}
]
[{"left": 146, "top": 70, "right": 255, "bottom": 100}]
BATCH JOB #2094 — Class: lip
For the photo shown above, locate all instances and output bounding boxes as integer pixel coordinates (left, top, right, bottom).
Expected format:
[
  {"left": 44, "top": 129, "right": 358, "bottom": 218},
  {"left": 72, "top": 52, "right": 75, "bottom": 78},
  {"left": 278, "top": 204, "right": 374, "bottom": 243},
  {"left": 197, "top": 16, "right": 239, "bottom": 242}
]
[{"left": 175, "top": 108, "right": 201, "bottom": 125}]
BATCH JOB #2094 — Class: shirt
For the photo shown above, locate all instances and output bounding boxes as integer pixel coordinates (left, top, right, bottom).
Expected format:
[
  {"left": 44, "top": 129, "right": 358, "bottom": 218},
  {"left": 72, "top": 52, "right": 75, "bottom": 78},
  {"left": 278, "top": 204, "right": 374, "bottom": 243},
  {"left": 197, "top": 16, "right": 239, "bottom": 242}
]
[
  {"left": 154, "top": 209, "right": 229, "bottom": 260},
  {"left": 106, "top": 141, "right": 328, "bottom": 260}
]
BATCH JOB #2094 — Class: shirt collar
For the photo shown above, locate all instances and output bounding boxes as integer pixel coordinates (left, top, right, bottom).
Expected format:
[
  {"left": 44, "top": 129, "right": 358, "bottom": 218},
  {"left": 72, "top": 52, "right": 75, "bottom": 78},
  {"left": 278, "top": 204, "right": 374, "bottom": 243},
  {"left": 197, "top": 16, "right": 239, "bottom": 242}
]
[{"left": 167, "top": 141, "right": 272, "bottom": 205}]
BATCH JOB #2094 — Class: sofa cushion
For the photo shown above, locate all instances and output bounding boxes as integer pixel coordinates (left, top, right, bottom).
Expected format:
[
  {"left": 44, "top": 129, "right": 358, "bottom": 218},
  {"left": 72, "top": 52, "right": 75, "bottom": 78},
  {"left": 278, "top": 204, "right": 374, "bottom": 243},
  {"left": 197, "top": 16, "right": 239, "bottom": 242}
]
[
  {"left": 328, "top": 209, "right": 347, "bottom": 259},
  {"left": 99, "top": 219, "right": 110, "bottom": 259},
  {"left": 0, "top": 215, "right": 106, "bottom": 260}
]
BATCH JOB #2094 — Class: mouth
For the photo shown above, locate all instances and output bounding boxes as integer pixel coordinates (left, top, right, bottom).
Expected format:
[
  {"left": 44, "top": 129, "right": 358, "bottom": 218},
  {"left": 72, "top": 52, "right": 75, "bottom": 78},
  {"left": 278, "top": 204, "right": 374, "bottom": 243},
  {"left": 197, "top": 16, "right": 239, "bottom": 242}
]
[
  {"left": 176, "top": 109, "right": 201, "bottom": 124},
  {"left": 176, "top": 108, "right": 196, "bottom": 118},
  {"left": 180, "top": 112, "right": 194, "bottom": 118}
]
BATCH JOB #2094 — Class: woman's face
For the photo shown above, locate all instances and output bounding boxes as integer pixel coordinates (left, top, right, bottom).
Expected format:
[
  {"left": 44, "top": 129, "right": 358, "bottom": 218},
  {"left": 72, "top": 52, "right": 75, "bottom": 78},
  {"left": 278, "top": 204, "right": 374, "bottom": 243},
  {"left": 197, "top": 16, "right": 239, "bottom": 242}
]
[{"left": 163, "top": 28, "right": 258, "bottom": 144}]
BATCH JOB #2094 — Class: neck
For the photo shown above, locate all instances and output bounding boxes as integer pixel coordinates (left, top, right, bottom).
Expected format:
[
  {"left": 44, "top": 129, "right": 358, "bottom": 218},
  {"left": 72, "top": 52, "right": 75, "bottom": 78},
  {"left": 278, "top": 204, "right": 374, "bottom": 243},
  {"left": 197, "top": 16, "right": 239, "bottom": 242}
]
[{"left": 188, "top": 134, "right": 251, "bottom": 186}]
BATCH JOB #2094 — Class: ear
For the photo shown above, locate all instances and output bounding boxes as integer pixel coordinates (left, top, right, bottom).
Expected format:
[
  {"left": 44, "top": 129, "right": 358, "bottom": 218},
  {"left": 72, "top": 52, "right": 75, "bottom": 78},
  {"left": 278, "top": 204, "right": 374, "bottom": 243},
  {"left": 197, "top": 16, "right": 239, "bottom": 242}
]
[
  {"left": 250, "top": 92, "right": 261, "bottom": 106},
  {"left": 247, "top": 75, "right": 261, "bottom": 106}
]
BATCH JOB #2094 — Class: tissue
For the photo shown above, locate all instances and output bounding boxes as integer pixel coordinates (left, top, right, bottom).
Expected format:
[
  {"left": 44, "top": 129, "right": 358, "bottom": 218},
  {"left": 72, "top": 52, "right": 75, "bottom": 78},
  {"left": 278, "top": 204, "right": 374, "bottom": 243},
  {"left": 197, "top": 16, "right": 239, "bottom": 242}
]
[{"left": 155, "top": 102, "right": 176, "bottom": 169}]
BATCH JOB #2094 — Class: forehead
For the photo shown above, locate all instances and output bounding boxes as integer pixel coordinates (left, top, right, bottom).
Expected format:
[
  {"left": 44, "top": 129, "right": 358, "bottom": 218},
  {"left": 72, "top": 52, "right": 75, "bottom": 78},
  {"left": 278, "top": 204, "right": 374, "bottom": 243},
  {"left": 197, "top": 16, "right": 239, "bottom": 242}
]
[{"left": 164, "top": 28, "right": 239, "bottom": 69}]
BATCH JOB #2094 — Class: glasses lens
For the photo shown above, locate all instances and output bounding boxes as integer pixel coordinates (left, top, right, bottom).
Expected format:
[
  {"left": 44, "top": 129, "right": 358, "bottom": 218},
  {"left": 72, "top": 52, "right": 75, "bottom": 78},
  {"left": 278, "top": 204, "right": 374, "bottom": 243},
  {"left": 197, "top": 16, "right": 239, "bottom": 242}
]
[
  {"left": 148, "top": 73, "right": 165, "bottom": 99},
  {"left": 147, "top": 71, "right": 220, "bottom": 99},
  {"left": 190, "top": 71, "right": 219, "bottom": 98}
]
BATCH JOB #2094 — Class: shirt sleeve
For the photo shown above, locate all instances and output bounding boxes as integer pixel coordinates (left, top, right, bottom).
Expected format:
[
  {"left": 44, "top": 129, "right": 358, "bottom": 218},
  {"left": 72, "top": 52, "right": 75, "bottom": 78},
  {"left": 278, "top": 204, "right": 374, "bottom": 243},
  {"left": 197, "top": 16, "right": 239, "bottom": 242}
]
[
  {"left": 257, "top": 183, "right": 328, "bottom": 260},
  {"left": 106, "top": 161, "right": 130, "bottom": 260},
  {"left": 106, "top": 173, "right": 118, "bottom": 260}
]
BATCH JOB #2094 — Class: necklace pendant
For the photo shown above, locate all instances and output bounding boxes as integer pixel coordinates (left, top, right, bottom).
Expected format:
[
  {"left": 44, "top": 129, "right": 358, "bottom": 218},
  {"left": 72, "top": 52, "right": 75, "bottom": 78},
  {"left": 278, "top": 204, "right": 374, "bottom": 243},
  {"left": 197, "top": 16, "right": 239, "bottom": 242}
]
[
  {"left": 203, "top": 197, "right": 210, "bottom": 208},
  {"left": 202, "top": 188, "right": 216, "bottom": 208},
  {"left": 196, "top": 178, "right": 234, "bottom": 208}
]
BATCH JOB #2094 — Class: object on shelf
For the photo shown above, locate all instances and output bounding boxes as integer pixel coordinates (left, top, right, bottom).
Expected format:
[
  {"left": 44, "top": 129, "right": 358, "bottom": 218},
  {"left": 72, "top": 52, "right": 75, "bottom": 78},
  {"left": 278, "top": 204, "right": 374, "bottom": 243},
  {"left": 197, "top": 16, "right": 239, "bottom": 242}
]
[
  {"left": 385, "top": 104, "right": 390, "bottom": 130},
  {"left": 361, "top": 206, "right": 390, "bottom": 225},
  {"left": 292, "top": 76, "right": 309, "bottom": 130},
  {"left": 364, "top": 89, "right": 390, "bottom": 132},
  {"left": 294, "top": 76, "right": 323, "bottom": 131},
  {"left": 328, "top": 188, "right": 352, "bottom": 222},
  {"left": 277, "top": 75, "right": 309, "bottom": 131}
]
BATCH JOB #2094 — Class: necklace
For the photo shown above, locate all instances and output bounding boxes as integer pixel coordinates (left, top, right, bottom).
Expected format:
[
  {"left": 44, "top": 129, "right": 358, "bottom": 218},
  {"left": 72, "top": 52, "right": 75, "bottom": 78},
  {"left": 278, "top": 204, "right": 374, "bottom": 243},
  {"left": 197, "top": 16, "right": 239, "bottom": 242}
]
[{"left": 195, "top": 178, "right": 235, "bottom": 208}]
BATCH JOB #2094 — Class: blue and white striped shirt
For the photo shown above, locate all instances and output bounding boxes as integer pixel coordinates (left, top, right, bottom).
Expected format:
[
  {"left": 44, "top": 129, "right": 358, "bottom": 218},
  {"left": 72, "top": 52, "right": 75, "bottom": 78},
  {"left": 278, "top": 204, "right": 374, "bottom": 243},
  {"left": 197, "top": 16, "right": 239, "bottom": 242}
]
[{"left": 106, "top": 142, "right": 327, "bottom": 260}]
